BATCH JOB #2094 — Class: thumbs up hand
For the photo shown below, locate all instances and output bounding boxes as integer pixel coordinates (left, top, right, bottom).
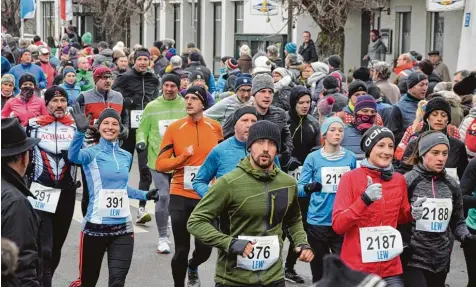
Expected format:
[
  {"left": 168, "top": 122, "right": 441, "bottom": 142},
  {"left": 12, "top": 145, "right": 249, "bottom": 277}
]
[
  {"left": 411, "top": 197, "right": 427, "bottom": 220},
  {"left": 363, "top": 176, "right": 382, "bottom": 202}
]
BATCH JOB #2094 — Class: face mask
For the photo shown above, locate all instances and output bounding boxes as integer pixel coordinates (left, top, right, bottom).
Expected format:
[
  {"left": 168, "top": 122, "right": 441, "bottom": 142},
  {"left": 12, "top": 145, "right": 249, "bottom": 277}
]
[
  {"left": 20, "top": 87, "right": 35, "bottom": 102},
  {"left": 355, "top": 114, "right": 376, "bottom": 132}
]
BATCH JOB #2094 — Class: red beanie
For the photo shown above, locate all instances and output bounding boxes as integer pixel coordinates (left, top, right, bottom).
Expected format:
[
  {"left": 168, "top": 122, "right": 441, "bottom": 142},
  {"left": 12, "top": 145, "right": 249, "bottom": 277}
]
[{"left": 93, "top": 66, "right": 112, "bottom": 82}]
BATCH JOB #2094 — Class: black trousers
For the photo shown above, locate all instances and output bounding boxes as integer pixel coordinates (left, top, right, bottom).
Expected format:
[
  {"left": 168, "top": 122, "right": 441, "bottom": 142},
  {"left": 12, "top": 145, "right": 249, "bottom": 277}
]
[
  {"left": 121, "top": 128, "right": 151, "bottom": 208},
  {"left": 39, "top": 187, "right": 76, "bottom": 287},
  {"left": 283, "top": 197, "right": 309, "bottom": 270},
  {"left": 216, "top": 279, "right": 285, "bottom": 287},
  {"left": 464, "top": 227, "right": 476, "bottom": 287},
  {"left": 79, "top": 232, "right": 134, "bottom": 287},
  {"left": 169, "top": 195, "right": 213, "bottom": 287},
  {"left": 403, "top": 266, "right": 447, "bottom": 287},
  {"left": 307, "top": 225, "right": 343, "bottom": 283}
]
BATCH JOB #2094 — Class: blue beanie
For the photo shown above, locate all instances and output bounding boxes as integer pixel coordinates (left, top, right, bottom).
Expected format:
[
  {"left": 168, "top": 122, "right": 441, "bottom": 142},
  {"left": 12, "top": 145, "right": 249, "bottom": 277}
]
[
  {"left": 234, "top": 75, "right": 252, "bottom": 92},
  {"left": 63, "top": 67, "right": 76, "bottom": 77},
  {"left": 321, "top": 116, "right": 344, "bottom": 137},
  {"left": 285, "top": 43, "right": 297, "bottom": 54}
]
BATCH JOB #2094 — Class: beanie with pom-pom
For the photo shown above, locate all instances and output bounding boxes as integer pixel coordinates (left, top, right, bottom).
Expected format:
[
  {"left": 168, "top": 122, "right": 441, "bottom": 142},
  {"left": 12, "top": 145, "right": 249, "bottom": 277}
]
[{"left": 317, "top": 96, "right": 336, "bottom": 118}]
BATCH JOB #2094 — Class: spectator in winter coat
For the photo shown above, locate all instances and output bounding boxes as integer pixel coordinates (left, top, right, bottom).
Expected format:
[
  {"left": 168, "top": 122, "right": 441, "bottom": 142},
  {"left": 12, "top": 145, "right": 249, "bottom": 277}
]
[
  {"left": 92, "top": 47, "right": 114, "bottom": 69},
  {"left": 113, "top": 54, "right": 130, "bottom": 77},
  {"left": 428, "top": 50, "right": 451, "bottom": 82},
  {"left": 460, "top": 103, "right": 476, "bottom": 158},
  {"left": 400, "top": 131, "right": 475, "bottom": 286},
  {"left": 363, "top": 30, "right": 386, "bottom": 62},
  {"left": 368, "top": 86, "right": 392, "bottom": 126},
  {"left": 394, "top": 53, "right": 416, "bottom": 93},
  {"left": 214, "top": 56, "right": 232, "bottom": 94},
  {"left": 298, "top": 31, "right": 318, "bottom": 63},
  {"left": 267, "top": 45, "right": 284, "bottom": 68},
  {"left": 237, "top": 45, "right": 252, "bottom": 74},
  {"left": 321, "top": 76, "right": 348, "bottom": 112},
  {"left": 76, "top": 57, "right": 94, "bottom": 92},
  {"left": 8, "top": 50, "right": 47, "bottom": 89},
  {"left": 1, "top": 74, "right": 15, "bottom": 108},
  {"left": 186, "top": 52, "right": 216, "bottom": 93},
  {"left": 307, "top": 62, "right": 329, "bottom": 102},
  {"left": 371, "top": 61, "right": 401, "bottom": 104},
  {"left": 60, "top": 67, "right": 81, "bottom": 106},
  {"left": 1, "top": 73, "right": 48, "bottom": 126},
  {"left": 252, "top": 56, "right": 272, "bottom": 76},
  {"left": 223, "top": 58, "right": 241, "bottom": 92},
  {"left": 36, "top": 47, "right": 57, "bottom": 88},
  {"left": 333, "top": 125, "right": 412, "bottom": 284},
  {"left": 272, "top": 67, "right": 293, "bottom": 111},
  {"left": 388, "top": 72, "right": 428, "bottom": 144}
]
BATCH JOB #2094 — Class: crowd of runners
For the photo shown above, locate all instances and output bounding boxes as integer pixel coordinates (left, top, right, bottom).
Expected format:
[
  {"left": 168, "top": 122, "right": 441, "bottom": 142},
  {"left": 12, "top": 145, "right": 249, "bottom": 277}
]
[{"left": 1, "top": 29, "right": 476, "bottom": 287}]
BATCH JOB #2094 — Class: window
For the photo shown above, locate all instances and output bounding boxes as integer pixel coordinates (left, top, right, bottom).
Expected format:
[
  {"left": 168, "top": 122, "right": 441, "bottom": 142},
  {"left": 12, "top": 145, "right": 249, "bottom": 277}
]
[
  {"left": 154, "top": 4, "right": 161, "bottom": 41},
  {"left": 42, "top": 1, "right": 55, "bottom": 40},
  {"left": 396, "top": 12, "right": 411, "bottom": 55},
  {"left": 213, "top": 3, "right": 222, "bottom": 74},
  {"left": 173, "top": 4, "right": 181, "bottom": 53},
  {"left": 235, "top": 2, "right": 244, "bottom": 34},
  {"left": 430, "top": 12, "right": 444, "bottom": 56}
]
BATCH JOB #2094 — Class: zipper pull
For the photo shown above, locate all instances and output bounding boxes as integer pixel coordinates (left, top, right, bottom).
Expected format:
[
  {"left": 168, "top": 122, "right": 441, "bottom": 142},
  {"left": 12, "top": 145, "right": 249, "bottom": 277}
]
[{"left": 269, "top": 194, "right": 276, "bottom": 226}]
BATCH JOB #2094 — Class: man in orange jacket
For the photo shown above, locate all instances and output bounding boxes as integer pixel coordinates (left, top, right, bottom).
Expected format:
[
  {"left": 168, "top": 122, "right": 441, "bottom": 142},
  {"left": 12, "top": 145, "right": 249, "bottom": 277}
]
[{"left": 156, "top": 85, "right": 223, "bottom": 287}]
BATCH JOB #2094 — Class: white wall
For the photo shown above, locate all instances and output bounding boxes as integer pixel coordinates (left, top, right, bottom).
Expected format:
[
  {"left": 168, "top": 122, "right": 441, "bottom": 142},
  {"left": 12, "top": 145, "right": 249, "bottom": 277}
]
[
  {"left": 221, "top": 0, "right": 235, "bottom": 58},
  {"left": 293, "top": 11, "right": 320, "bottom": 48},
  {"left": 457, "top": 0, "right": 476, "bottom": 71},
  {"left": 443, "top": 10, "right": 464, "bottom": 75},
  {"left": 343, "top": 9, "right": 362, "bottom": 73},
  {"left": 242, "top": 1, "right": 287, "bottom": 35}
]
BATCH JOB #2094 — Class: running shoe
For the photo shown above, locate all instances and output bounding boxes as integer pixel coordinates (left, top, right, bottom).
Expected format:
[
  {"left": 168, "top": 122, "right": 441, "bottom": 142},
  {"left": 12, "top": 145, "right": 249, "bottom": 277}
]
[
  {"left": 187, "top": 261, "right": 201, "bottom": 287},
  {"left": 157, "top": 237, "right": 171, "bottom": 254},
  {"left": 284, "top": 267, "right": 305, "bottom": 284},
  {"left": 135, "top": 207, "right": 151, "bottom": 224}
]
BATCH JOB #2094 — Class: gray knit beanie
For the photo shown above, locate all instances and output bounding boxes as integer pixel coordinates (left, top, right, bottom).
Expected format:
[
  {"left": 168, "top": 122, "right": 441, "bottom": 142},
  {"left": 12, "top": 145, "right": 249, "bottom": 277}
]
[
  {"left": 252, "top": 73, "right": 274, "bottom": 96},
  {"left": 418, "top": 132, "right": 449, "bottom": 156},
  {"left": 246, "top": 120, "right": 281, "bottom": 153}
]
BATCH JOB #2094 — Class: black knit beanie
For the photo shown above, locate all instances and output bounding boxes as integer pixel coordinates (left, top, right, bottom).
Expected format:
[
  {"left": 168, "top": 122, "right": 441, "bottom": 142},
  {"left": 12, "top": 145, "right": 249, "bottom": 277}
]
[
  {"left": 360, "top": 126, "right": 395, "bottom": 158},
  {"left": 246, "top": 120, "right": 281, "bottom": 153},
  {"left": 19, "top": 73, "right": 37, "bottom": 88},
  {"left": 161, "top": 73, "right": 181, "bottom": 88},
  {"left": 232, "top": 106, "right": 258, "bottom": 127},
  {"left": 97, "top": 108, "right": 121, "bottom": 127},
  {"left": 185, "top": 85, "right": 208, "bottom": 107},
  {"left": 44, "top": 86, "right": 68, "bottom": 106},
  {"left": 423, "top": 97, "right": 452, "bottom": 124}
]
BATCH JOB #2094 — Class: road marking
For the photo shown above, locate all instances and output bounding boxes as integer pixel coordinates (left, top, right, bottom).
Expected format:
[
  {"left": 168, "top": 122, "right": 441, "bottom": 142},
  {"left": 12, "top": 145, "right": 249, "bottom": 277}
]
[{"left": 72, "top": 200, "right": 149, "bottom": 233}]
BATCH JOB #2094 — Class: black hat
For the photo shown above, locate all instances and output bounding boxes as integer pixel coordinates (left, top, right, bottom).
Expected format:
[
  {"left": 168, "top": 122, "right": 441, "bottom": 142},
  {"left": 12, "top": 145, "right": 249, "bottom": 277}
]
[
  {"left": 352, "top": 67, "right": 370, "bottom": 82},
  {"left": 407, "top": 72, "right": 428, "bottom": 90},
  {"left": 190, "top": 71, "right": 205, "bottom": 82},
  {"left": 428, "top": 50, "right": 440, "bottom": 56},
  {"left": 367, "top": 86, "right": 382, "bottom": 101},
  {"left": 348, "top": 80, "right": 368, "bottom": 97},
  {"left": 423, "top": 97, "right": 452, "bottom": 124},
  {"left": 1, "top": 118, "right": 40, "bottom": 157},
  {"left": 185, "top": 85, "right": 208, "bottom": 107},
  {"left": 327, "top": 55, "right": 341, "bottom": 68},
  {"left": 323, "top": 76, "right": 339, "bottom": 90},
  {"left": 161, "top": 73, "right": 181, "bottom": 88},
  {"left": 19, "top": 73, "right": 37, "bottom": 88},
  {"left": 453, "top": 71, "right": 476, "bottom": 96},
  {"left": 44, "top": 86, "right": 68, "bottom": 106},
  {"left": 410, "top": 50, "right": 423, "bottom": 61},
  {"left": 230, "top": 106, "right": 258, "bottom": 128},
  {"left": 246, "top": 120, "right": 281, "bottom": 153},
  {"left": 97, "top": 108, "right": 121, "bottom": 127},
  {"left": 360, "top": 126, "right": 395, "bottom": 158},
  {"left": 189, "top": 52, "right": 201, "bottom": 62}
]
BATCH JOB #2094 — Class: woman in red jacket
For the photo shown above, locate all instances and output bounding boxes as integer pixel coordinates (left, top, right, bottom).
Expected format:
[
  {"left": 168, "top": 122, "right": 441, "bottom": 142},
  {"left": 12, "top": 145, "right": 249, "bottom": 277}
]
[{"left": 332, "top": 126, "right": 413, "bottom": 286}]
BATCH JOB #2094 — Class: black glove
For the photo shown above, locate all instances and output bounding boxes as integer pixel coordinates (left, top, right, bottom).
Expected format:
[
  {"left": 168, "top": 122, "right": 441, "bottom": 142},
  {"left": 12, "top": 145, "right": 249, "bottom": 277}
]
[
  {"left": 304, "top": 182, "right": 322, "bottom": 195},
  {"left": 286, "top": 157, "right": 302, "bottom": 172},
  {"left": 228, "top": 238, "right": 252, "bottom": 255},
  {"left": 119, "top": 125, "right": 129, "bottom": 141},
  {"left": 136, "top": 142, "right": 146, "bottom": 152},
  {"left": 146, "top": 188, "right": 158, "bottom": 201},
  {"left": 464, "top": 233, "right": 476, "bottom": 242},
  {"left": 71, "top": 103, "right": 91, "bottom": 133}
]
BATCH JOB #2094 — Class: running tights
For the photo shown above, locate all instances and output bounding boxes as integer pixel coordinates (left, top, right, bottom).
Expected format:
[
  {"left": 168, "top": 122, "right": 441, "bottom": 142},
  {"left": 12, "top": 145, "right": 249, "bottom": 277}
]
[{"left": 403, "top": 266, "right": 447, "bottom": 287}]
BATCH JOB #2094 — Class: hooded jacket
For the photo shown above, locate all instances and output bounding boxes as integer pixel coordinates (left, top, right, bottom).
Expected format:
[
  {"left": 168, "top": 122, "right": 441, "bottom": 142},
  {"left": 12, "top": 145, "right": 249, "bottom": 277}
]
[
  {"left": 272, "top": 75, "right": 293, "bottom": 111},
  {"left": 1, "top": 95, "right": 49, "bottom": 127},
  {"left": 332, "top": 167, "right": 412, "bottom": 278},
  {"left": 400, "top": 165, "right": 469, "bottom": 273},
  {"left": 1, "top": 165, "right": 42, "bottom": 287},
  {"left": 286, "top": 91, "right": 320, "bottom": 163},
  {"left": 92, "top": 49, "right": 114, "bottom": 69},
  {"left": 76, "top": 69, "right": 94, "bottom": 92},
  {"left": 187, "top": 157, "right": 308, "bottom": 286}
]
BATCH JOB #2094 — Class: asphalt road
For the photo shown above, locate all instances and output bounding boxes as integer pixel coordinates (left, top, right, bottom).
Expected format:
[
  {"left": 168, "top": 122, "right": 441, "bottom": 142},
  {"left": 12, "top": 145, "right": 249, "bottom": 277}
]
[{"left": 53, "top": 155, "right": 469, "bottom": 287}]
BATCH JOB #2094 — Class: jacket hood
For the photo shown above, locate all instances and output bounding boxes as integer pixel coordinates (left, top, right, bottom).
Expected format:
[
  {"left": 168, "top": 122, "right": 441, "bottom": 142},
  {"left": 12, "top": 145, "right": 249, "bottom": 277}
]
[
  {"left": 237, "top": 156, "right": 279, "bottom": 182},
  {"left": 428, "top": 72, "right": 441, "bottom": 83},
  {"left": 100, "top": 49, "right": 113, "bottom": 57},
  {"left": 441, "top": 91, "right": 461, "bottom": 107},
  {"left": 274, "top": 74, "right": 293, "bottom": 91},
  {"left": 307, "top": 71, "right": 327, "bottom": 86}
]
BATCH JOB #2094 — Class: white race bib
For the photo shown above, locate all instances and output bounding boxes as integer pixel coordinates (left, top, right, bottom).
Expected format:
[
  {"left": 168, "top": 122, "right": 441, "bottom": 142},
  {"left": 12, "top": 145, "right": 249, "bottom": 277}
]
[
  {"left": 446, "top": 168, "right": 459, "bottom": 184},
  {"left": 416, "top": 198, "right": 453, "bottom": 233},
  {"left": 28, "top": 182, "right": 61, "bottom": 213},
  {"left": 287, "top": 166, "right": 302, "bottom": 181},
  {"left": 184, "top": 166, "right": 200, "bottom": 190},
  {"left": 359, "top": 226, "right": 403, "bottom": 263},
  {"left": 321, "top": 166, "right": 350, "bottom": 193},
  {"left": 236, "top": 235, "right": 280, "bottom": 271},
  {"left": 158, "top": 119, "right": 176, "bottom": 136},
  {"left": 98, "top": 189, "right": 130, "bottom": 218},
  {"left": 130, "top": 110, "right": 144, "bottom": 129}
]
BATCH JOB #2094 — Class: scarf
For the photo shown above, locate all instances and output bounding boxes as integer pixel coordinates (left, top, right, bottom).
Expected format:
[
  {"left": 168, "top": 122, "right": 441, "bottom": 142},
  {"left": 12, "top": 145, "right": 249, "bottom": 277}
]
[
  {"left": 393, "top": 62, "right": 414, "bottom": 75},
  {"left": 63, "top": 81, "right": 76, "bottom": 89},
  {"left": 355, "top": 114, "right": 376, "bottom": 133},
  {"left": 348, "top": 101, "right": 355, "bottom": 113},
  {"left": 20, "top": 87, "right": 34, "bottom": 102},
  {"left": 36, "top": 114, "right": 75, "bottom": 126},
  {"left": 360, "top": 158, "right": 394, "bottom": 181}
]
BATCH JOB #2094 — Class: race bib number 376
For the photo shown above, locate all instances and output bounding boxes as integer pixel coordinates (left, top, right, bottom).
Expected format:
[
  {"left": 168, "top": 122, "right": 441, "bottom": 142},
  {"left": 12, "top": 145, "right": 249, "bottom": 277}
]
[
  {"left": 359, "top": 226, "right": 403, "bottom": 263},
  {"left": 236, "top": 235, "right": 280, "bottom": 271}
]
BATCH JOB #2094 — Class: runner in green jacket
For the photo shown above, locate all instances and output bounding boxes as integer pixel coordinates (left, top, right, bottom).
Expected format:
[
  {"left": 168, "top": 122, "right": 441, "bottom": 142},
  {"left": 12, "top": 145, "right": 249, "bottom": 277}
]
[{"left": 187, "top": 120, "right": 313, "bottom": 286}]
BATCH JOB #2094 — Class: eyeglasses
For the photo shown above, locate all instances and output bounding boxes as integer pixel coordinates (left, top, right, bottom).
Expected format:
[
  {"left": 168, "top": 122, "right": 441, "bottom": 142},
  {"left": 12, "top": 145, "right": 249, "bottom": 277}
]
[
  {"left": 100, "top": 75, "right": 114, "bottom": 80},
  {"left": 238, "top": 89, "right": 252, "bottom": 94}
]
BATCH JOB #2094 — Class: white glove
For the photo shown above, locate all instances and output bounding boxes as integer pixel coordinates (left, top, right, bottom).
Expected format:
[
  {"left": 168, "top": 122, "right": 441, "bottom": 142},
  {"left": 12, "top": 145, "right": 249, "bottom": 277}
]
[
  {"left": 364, "top": 176, "right": 382, "bottom": 202},
  {"left": 411, "top": 197, "right": 428, "bottom": 220}
]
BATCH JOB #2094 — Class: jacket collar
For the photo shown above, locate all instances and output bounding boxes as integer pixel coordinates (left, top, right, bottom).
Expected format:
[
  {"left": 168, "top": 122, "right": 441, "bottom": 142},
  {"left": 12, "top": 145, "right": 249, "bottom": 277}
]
[
  {"left": 186, "top": 115, "right": 205, "bottom": 125},
  {"left": 1, "top": 164, "right": 34, "bottom": 198},
  {"left": 98, "top": 137, "right": 120, "bottom": 151},
  {"left": 20, "top": 62, "right": 32, "bottom": 68},
  {"left": 413, "top": 163, "right": 446, "bottom": 179},
  {"left": 237, "top": 156, "right": 279, "bottom": 182}
]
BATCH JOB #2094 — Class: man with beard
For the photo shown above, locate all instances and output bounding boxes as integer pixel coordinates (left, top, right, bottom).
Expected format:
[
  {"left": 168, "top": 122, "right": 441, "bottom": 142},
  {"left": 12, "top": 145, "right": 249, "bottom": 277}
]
[
  {"left": 26, "top": 86, "right": 78, "bottom": 287},
  {"left": 112, "top": 47, "right": 160, "bottom": 225},
  {"left": 188, "top": 120, "right": 313, "bottom": 287}
]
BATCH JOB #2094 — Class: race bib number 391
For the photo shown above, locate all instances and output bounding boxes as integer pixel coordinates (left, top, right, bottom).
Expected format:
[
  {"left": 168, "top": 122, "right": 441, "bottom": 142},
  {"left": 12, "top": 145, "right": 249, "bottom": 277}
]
[
  {"left": 359, "top": 226, "right": 403, "bottom": 263},
  {"left": 236, "top": 235, "right": 280, "bottom": 271},
  {"left": 98, "top": 189, "right": 130, "bottom": 218},
  {"left": 27, "top": 182, "right": 61, "bottom": 213},
  {"left": 131, "top": 110, "right": 144, "bottom": 129},
  {"left": 416, "top": 198, "right": 453, "bottom": 233}
]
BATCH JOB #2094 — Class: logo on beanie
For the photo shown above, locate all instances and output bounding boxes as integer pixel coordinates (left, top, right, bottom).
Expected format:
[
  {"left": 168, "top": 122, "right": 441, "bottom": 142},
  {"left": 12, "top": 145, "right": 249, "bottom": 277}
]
[
  {"left": 364, "top": 127, "right": 391, "bottom": 147},
  {"left": 244, "top": 79, "right": 248, "bottom": 83}
]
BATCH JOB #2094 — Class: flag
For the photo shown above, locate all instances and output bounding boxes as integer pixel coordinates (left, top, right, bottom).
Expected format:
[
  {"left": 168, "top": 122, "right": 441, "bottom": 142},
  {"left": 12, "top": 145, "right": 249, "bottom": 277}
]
[
  {"left": 60, "top": 0, "right": 73, "bottom": 21},
  {"left": 20, "top": 0, "right": 36, "bottom": 19}
]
